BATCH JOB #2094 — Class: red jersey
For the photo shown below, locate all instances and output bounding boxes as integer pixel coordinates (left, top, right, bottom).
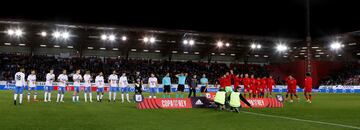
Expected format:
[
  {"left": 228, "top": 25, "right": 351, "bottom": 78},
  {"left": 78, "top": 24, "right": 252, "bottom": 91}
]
[
  {"left": 219, "top": 78, "right": 226, "bottom": 89},
  {"left": 286, "top": 79, "right": 297, "bottom": 90},
  {"left": 260, "top": 79, "right": 267, "bottom": 91},
  {"left": 224, "top": 75, "right": 232, "bottom": 86},
  {"left": 219, "top": 75, "right": 232, "bottom": 89},
  {"left": 233, "top": 77, "right": 242, "bottom": 88},
  {"left": 243, "top": 78, "right": 250, "bottom": 88},
  {"left": 250, "top": 78, "right": 256, "bottom": 87},
  {"left": 252, "top": 79, "right": 260, "bottom": 90},
  {"left": 304, "top": 77, "right": 312, "bottom": 89},
  {"left": 267, "top": 78, "right": 275, "bottom": 89}
]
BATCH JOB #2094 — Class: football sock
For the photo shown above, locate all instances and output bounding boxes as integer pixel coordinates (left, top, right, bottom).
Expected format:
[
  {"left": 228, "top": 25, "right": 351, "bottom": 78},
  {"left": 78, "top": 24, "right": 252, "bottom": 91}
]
[
  {"left": 57, "top": 94, "right": 60, "bottom": 102},
  {"left": 34, "top": 92, "right": 37, "bottom": 100},
  {"left": 14, "top": 94, "right": 17, "bottom": 100},
  {"left": 19, "top": 94, "right": 23, "bottom": 104},
  {"left": 48, "top": 93, "right": 51, "bottom": 101},
  {"left": 44, "top": 92, "right": 48, "bottom": 101},
  {"left": 126, "top": 93, "right": 129, "bottom": 101},
  {"left": 121, "top": 94, "right": 124, "bottom": 101},
  {"left": 113, "top": 93, "right": 116, "bottom": 101},
  {"left": 109, "top": 92, "right": 112, "bottom": 101},
  {"left": 60, "top": 94, "right": 64, "bottom": 101},
  {"left": 84, "top": 93, "right": 87, "bottom": 102},
  {"left": 89, "top": 93, "right": 93, "bottom": 102}
]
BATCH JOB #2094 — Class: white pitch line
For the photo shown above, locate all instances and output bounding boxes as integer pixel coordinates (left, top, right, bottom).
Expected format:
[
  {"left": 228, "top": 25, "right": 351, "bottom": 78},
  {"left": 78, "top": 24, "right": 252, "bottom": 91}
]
[{"left": 242, "top": 111, "right": 360, "bottom": 130}]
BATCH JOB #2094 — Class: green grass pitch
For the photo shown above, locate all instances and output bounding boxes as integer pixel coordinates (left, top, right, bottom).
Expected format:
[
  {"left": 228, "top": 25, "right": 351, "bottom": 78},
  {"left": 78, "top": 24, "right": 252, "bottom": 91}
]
[{"left": 0, "top": 91, "right": 359, "bottom": 130}]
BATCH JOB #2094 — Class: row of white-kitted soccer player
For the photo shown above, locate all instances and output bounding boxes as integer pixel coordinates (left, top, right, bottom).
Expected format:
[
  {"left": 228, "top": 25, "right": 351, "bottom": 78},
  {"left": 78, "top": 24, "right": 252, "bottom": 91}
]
[{"left": 12, "top": 68, "right": 162, "bottom": 105}]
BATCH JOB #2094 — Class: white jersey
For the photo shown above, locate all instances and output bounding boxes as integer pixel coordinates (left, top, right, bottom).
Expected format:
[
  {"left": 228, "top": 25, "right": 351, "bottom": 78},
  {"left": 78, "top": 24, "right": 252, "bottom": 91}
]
[
  {"left": 73, "top": 74, "right": 82, "bottom": 86},
  {"left": 58, "top": 74, "right": 68, "bottom": 87},
  {"left": 148, "top": 77, "right": 158, "bottom": 88},
  {"left": 108, "top": 74, "right": 118, "bottom": 87},
  {"left": 27, "top": 74, "right": 37, "bottom": 87},
  {"left": 83, "top": 74, "right": 92, "bottom": 87},
  {"left": 45, "top": 73, "right": 55, "bottom": 86},
  {"left": 14, "top": 72, "right": 26, "bottom": 87},
  {"left": 95, "top": 75, "right": 105, "bottom": 88},
  {"left": 119, "top": 76, "right": 128, "bottom": 87}
]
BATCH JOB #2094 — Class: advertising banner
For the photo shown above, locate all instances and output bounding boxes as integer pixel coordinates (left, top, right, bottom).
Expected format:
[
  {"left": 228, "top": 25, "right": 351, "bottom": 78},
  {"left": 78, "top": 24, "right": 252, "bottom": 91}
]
[{"left": 138, "top": 98, "right": 192, "bottom": 109}]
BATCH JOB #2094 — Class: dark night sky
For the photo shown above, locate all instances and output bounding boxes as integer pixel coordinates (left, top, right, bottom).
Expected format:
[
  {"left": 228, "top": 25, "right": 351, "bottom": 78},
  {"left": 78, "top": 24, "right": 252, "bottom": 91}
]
[{"left": 0, "top": 0, "right": 359, "bottom": 39}]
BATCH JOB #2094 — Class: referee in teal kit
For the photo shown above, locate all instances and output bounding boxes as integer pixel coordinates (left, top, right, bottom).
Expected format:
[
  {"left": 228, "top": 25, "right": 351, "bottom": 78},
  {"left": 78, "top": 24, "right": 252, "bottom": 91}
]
[
  {"left": 200, "top": 74, "right": 209, "bottom": 96},
  {"left": 162, "top": 73, "right": 171, "bottom": 98}
]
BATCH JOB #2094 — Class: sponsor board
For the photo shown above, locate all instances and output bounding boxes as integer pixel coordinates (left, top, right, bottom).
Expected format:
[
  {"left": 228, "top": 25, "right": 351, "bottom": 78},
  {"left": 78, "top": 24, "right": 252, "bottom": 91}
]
[
  {"left": 190, "top": 97, "right": 211, "bottom": 108},
  {"left": 240, "top": 98, "right": 283, "bottom": 108},
  {"left": 205, "top": 92, "right": 283, "bottom": 108},
  {"left": 1, "top": 81, "right": 360, "bottom": 93},
  {"left": 138, "top": 98, "right": 192, "bottom": 109}
]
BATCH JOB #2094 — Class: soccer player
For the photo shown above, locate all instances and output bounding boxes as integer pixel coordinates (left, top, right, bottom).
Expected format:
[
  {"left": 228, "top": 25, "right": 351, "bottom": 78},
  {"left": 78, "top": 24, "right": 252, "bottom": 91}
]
[
  {"left": 44, "top": 69, "right": 55, "bottom": 102},
  {"left": 133, "top": 71, "right": 143, "bottom": 94},
  {"left": 233, "top": 74, "right": 242, "bottom": 93},
  {"left": 57, "top": 69, "right": 68, "bottom": 103},
  {"left": 255, "top": 77, "right": 261, "bottom": 98},
  {"left": 304, "top": 72, "right": 313, "bottom": 103},
  {"left": 218, "top": 74, "right": 228, "bottom": 91},
  {"left": 242, "top": 74, "right": 251, "bottom": 98},
  {"left": 119, "top": 73, "right": 130, "bottom": 102},
  {"left": 95, "top": 72, "right": 105, "bottom": 102},
  {"left": 162, "top": 73, "right": 171, "bottom": 98},
  {"left": 285, "top": 75, "right": 299, "bottom": 102},
  {"left": 27, "top": 69, "right": 37, "bottom": 102},
  {"left": 72, "top": 69, "right": 82, "bottom": 102},
  {"left": 259, "top": 76, "right": 267, "bottom": 98},
  {"left": 200, "top": 74, "right": 209, "bottom": 96},
  {"left": 188, "top": 74, "right": 198, "bottom": 98},
  {"left": 175, "top": 73, "right": 187, "bottom": 98},
  {"left": 83, "top": 70, "right": 93, "bottom": 102},
  {"left": 249, "top": 74, "right": 256, "bottom": 98},
  {"left": 224, "top": 71, "right": 232, "bottom": 93},
  {"left": 14, "top": 67, "right": 26, "bottom": 105},
  {"left": 108, "top": 70, "right": 118, "bottom": 102},
  {"left": 266, "top": 75, "right": 276, "bottom": 97},
  {"left": 148, "top": 73, "right": 158, "bottom": 98}
]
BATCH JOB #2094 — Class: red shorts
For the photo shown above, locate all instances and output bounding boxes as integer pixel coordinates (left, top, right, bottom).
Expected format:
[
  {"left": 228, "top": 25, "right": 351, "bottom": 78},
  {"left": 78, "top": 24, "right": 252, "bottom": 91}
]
[
  {"left": 251, "top": 89, "right": 257, "bottom": 94},
  {"left": 258, "top": 89, "right": 264, "bottom": 94},
  {"left": 244, "top": 88, "right": 251, "bottom": 93},
  {"left": 287, "top": 89, "right": 296, "bottom": 94},
  {"left": 304, "top": 88, "right": 312, "bottom": 93}
]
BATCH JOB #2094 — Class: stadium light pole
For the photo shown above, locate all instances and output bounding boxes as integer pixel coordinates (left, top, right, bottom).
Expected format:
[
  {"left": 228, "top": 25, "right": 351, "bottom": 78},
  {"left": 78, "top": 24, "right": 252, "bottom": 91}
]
[{"left": 305, "top": 0, "right": 312, "bottom": 74}]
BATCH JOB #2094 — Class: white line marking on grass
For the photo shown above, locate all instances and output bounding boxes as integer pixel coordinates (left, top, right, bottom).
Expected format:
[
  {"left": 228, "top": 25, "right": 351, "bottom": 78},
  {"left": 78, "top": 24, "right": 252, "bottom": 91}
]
[{"left": 242, "top": 111, "right": 360, "bottom": 130}]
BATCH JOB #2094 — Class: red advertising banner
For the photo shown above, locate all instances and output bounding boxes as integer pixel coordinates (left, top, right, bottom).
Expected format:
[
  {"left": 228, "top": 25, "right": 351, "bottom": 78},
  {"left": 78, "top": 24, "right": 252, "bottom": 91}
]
[
  {"left": 138, "top": 98, "right": 192, "bottom": 109},
  {"left": 205, "top": 92, "right": 283, "bottom": 108},
  {"left": 138, "top": 94, "right": 283, "bottom": 109}
]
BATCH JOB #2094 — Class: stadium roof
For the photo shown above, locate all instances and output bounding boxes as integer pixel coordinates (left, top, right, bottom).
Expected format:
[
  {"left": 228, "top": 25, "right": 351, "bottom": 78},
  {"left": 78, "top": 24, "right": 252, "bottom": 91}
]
[{"left": 0, "top": 0, "right": 359, "bottom": 39}]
